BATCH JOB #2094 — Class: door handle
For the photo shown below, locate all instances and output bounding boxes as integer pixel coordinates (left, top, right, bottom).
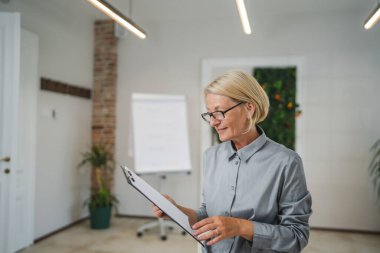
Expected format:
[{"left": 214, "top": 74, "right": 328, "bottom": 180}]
[
  {"left": 4, "top": 168, "right": 10, "bottom": 174},
  {"left": 0, "top": 156, "right": 11, "bottom": 162}
]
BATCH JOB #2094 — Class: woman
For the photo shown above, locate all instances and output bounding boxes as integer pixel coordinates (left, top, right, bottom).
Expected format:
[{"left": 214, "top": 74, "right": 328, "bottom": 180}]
[{"left": 153, "top": 70, "right": 312, "bottom": 253}]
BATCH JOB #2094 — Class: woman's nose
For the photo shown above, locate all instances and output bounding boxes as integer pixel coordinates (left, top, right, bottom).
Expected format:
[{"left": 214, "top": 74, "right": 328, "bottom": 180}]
[{"left": 209, "top": 117, "right": 220, "bottom": 127}]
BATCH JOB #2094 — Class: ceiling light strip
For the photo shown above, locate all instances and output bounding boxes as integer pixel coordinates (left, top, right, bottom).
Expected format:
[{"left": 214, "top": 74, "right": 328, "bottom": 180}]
[
  {"left": 364, "top": 3, "right": 380, "bottom": 30},
  {"left": 87, "top": 0, "right": 146, "bottom": 39},
  {"left": 236, "top": 0, "right": 252, "bottom": 34}
]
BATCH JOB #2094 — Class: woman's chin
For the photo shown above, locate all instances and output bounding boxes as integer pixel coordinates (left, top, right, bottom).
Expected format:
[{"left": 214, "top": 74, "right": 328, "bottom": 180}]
[{"left": 218, "top": 134, "right": 230, "bottom": 142}]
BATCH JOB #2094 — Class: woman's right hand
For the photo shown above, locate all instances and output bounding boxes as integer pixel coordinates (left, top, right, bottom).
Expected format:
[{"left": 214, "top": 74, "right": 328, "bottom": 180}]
[{"left": 152, "top": 194, "right": 176, "bottom": 219}]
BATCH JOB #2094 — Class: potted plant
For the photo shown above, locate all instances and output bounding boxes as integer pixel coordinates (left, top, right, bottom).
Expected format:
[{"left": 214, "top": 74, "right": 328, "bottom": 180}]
[
  {"left": 369, "top": 139, "right": 380, "bottom": 200},
  {"left": 78, "top": 144, "right": 118, "bottom": 229}
]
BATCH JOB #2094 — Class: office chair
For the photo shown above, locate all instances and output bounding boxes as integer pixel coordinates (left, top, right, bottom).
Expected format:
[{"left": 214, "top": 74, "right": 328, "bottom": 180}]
[
  {"left": 135, "top": 174, "right": 187, "bottom": 240},
  {"left": 136, "top": 218, "right": 186, "bottom": 240}
]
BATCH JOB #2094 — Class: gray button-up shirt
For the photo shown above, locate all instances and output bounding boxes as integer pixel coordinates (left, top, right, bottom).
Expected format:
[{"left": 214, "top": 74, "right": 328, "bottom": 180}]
[{"left": 197, "top": 128, "right": 312, "bottom": 253}]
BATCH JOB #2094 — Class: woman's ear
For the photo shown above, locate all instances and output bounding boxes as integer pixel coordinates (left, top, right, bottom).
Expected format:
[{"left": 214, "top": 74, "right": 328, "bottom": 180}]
[{"left": 246, "top": 103, "right": 255, "bottom": 117}]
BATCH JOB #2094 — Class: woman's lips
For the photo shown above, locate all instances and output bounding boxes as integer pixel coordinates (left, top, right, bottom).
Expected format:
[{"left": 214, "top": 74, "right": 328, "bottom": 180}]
[{"left": 216, "top": 127, "right": 227, "bottom": 133}]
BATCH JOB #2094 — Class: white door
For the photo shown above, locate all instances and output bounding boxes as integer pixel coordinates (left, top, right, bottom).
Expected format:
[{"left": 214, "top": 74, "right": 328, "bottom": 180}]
[{"left": 0, "top": 12, "right": 37, "bottom": 253}]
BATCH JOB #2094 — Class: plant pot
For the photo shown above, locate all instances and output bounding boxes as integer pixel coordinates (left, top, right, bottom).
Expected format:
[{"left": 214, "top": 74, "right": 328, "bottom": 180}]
[{"left": 89, "top": 205, "right": 112, "bottom": 229}]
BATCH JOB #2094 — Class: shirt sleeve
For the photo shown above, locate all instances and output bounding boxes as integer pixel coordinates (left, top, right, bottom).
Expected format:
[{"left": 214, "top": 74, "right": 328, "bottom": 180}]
[
  {"left": 196, "top": 201, "right": 208, "bottom": 221},
  {"left": 251, "top": 155, "right": 312, "bottom": 253}
]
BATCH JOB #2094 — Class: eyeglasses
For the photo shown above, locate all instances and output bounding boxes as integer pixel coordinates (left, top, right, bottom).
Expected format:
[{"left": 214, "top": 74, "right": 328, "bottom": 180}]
[{"left": 201, "top": 102, "right": 244, "bottom": 123}]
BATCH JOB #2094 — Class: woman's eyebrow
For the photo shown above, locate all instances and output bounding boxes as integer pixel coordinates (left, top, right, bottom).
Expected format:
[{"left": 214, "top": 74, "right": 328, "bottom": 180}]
[{"left": 206, "top": 105, "right": 221, "bottom": 111}]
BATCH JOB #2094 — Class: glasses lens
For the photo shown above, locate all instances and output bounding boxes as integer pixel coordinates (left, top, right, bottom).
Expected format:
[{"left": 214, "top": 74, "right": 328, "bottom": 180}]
[
  {"left": 201, "top": 113, "right": 211, "bottom": 123},
  {"left": 213, "top": 112, "right": 224, "bottom": 121}
]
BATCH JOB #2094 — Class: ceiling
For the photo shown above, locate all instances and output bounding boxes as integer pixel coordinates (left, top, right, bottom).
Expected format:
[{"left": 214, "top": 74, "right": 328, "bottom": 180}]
[{"left": 6, "top": 0, "right": 375, "bottom": 23}]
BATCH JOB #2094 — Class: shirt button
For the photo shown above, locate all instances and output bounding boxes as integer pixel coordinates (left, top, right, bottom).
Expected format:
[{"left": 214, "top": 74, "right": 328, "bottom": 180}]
[
  {"left": 235, "top": 161, "right": 239, "bottom": 165},
  {"left": 225, "top": 211, "right": 229, "bottom": 216},
  {"left": 231, "top": 186, "right": 235, "bottom": 190}
]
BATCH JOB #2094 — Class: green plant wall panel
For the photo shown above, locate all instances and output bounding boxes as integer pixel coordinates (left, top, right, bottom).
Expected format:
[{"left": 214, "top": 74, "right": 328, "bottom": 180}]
[{"left": 253, "top": 67, "right": 299, "bottom": 150}]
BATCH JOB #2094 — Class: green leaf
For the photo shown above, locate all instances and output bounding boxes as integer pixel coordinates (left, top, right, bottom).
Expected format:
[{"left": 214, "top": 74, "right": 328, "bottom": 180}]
[{"left": 273, "top": 80, "right": 283, "bottom": 90}]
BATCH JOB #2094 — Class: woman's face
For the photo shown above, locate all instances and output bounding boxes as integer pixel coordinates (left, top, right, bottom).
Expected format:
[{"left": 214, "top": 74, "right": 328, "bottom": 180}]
[{"left": 205, "top": 93, "right": 252, "bottom": 142}]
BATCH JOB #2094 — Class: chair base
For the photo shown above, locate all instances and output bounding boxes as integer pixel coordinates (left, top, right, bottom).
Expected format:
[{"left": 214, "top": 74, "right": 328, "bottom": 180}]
[{"left": 136, "top": 218, "right": 184, "bottom": 241}]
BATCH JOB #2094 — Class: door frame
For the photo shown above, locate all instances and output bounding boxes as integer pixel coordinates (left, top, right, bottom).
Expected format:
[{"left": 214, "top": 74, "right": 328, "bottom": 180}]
[{"left": 18, "top": 28, "right": 39, "bottom": 249}]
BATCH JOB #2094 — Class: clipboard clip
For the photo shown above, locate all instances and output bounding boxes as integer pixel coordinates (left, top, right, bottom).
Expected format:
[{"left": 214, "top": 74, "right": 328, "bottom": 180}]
[{"left": 121, "top": 166, "right": 135, "bottom": 184}]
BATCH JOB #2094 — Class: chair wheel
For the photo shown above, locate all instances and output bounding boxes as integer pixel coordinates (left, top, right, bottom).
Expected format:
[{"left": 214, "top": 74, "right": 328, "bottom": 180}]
[
  {"left": 161, "top": 235, "right": 167, "bottom": 241},
  {"left": 137, "top": 232, "right": 143, "bottom": 237},
  {"left": 181, "top": 231, "right": 186, "bottom": 236}
]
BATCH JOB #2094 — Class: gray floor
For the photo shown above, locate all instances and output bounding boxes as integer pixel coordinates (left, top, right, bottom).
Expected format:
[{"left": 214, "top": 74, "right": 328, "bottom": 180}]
[{"left": 20, "top": 218, "right": 380, "bottom": 253}]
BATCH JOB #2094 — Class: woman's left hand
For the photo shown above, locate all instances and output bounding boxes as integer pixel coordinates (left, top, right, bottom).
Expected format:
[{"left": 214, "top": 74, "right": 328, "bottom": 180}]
[{"left": 192, "top": 216, "right": 246, "bottom": 246}]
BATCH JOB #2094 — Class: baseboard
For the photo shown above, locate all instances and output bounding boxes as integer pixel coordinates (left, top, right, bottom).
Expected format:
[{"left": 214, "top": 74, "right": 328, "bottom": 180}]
[
  {"left": 116, "top": 214, "right": 156, "bottom": 220},
  {"left": 311, "top": 226, "right": 380, "bottom": 235},
  {"left": 34, "top": 217, "right": 89, "bottom": 243}
]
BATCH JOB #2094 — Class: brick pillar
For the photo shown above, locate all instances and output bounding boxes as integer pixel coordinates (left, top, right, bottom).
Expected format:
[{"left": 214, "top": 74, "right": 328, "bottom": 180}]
[{"left": 92, "top": 20, "right": 118, "bottom": 191}]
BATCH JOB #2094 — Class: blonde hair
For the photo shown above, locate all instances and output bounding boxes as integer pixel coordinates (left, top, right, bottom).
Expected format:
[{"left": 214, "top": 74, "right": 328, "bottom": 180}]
[{"left": 204, "top": 70, "right": 269, "bottom": 129}]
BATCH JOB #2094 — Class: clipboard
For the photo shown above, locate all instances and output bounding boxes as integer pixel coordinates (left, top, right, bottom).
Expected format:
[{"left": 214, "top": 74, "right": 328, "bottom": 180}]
[{"left": 121, "top": 166, "right": 205, "bottom": 248}]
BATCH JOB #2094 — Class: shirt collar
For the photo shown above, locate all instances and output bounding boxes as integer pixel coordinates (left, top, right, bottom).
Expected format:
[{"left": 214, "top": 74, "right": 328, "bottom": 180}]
[{"left": 225, "top": 126, "right": 267, "bottom": 162}]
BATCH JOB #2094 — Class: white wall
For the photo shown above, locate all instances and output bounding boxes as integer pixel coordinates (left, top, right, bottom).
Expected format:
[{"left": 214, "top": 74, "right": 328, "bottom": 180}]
[
  {"left": 0, "top": 1, "right": 93, "bottom": 239},
  {"left": 115, "top": 4, "right": 380, "bottom": 231}
]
